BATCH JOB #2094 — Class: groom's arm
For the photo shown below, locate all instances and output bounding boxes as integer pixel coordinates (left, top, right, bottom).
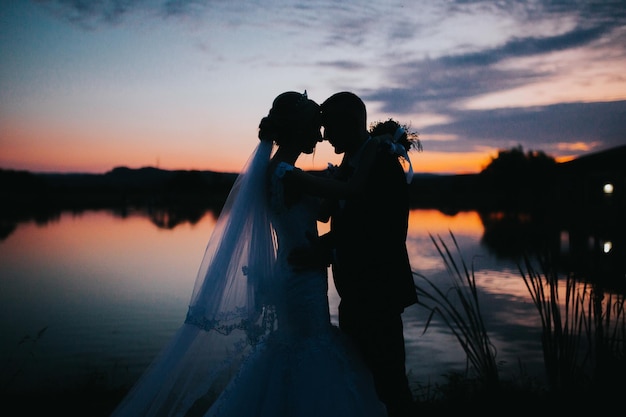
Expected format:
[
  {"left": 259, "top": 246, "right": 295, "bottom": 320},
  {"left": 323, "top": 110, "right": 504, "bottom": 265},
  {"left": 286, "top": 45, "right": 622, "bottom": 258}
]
[{"left": 282, "top": 138, "right": 380, "bottom": 200}]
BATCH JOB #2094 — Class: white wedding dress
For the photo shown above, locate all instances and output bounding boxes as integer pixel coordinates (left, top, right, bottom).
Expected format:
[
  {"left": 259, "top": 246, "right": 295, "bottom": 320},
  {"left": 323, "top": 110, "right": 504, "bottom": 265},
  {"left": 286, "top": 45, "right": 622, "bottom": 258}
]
[
  {"left": 110, "top": 142, "right": 387, "bottom": 417},
  {"left": 204, "top": 162, "right": 387, "bottom": 417}
]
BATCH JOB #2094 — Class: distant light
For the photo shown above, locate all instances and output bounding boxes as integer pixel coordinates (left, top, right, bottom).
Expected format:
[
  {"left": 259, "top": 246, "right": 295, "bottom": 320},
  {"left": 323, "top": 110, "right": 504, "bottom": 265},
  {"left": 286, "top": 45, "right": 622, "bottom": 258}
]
[
  {"left": 560, "top": 231, "right": 569, "bottom": 253},
  {"left": 603, "top": 183, "right": 614, "bottom": 194},
  {"left": 603, "top": 241, "right": 612, "bottom": 254}
]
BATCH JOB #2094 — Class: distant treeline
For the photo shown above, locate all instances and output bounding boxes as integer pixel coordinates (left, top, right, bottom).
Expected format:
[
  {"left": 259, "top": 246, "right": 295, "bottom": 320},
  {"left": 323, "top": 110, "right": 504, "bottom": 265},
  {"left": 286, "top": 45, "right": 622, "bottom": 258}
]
[
  {"left": 2, "top": 144, "right": 625, "bottom": 216},
  {"left": 0, "top": 166, "right": 238, "bottom": 212},
  {"left": 2, "top": 145, "right": 624, "bottom": 287},
  {"left": 410, "top": 144, "right": 626, "bottom": 212}
]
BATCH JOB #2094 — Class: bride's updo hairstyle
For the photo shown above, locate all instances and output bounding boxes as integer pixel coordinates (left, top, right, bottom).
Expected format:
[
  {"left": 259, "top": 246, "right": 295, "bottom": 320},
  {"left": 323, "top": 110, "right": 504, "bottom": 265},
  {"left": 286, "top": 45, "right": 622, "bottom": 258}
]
[{"left": 258, "top": 91, "right": 320, "bottom": 146}]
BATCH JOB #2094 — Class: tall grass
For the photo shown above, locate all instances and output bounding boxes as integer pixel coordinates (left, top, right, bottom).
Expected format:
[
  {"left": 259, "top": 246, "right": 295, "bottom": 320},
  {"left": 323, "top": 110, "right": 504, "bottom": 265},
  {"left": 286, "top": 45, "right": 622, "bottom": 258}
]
[
  {"left": 414, "top": 232, "right": 625, "bottom": 405},
  {"left": 518, "top": 255, "right": 589, "bottom": 391},
  {"left": 519, "top": 254, "right": 626, "bottom": 394},
  {"left": 414, "top": 232, "right": 499, "bottom": 387},
  {"left": 591, "top": 291, "right": 626, "bottom": 390}
]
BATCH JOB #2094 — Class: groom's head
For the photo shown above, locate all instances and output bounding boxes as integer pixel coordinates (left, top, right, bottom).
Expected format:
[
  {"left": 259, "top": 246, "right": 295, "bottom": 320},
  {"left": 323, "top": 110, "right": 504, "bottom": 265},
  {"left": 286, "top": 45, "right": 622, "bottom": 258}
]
[{"left": 320, "top": 92, "right": 368, "bottom": 155}]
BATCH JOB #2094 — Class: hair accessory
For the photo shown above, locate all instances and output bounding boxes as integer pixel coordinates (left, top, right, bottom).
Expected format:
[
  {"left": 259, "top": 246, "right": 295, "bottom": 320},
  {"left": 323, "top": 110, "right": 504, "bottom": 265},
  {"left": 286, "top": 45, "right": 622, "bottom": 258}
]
[{"left": 296, "top": 90, "right": 308, "bottom": 107}]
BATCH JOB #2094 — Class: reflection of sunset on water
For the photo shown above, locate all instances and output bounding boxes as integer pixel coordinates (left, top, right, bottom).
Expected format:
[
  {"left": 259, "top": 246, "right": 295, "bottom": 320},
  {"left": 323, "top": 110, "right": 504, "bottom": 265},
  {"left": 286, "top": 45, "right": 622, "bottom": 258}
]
[
  {"left": 403, "top": 208, "right": 547, "bottom": 379},
  {"left": 407, "top": 209, "right": 539, "bottom": 307},
  {"left": 4, "top": 211, "right": 217, "bottom": 304},
  {"left": 408, "top": 209, "right": 483, "bottom": 235},
  {"left": 475, "top": 268, "right": 535, "bottom": 303},
  {"left": 406, "top": 209, "right": 486, "bottom": 273},
  {"left": 2, "top": 206, "right": 622, "bottom": 394}
]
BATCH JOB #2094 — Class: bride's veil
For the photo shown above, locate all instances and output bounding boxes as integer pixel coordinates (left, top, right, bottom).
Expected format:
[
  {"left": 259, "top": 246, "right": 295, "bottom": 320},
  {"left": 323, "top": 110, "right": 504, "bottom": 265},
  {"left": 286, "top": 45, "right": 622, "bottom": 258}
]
[{"left": 111, "top": 140, "right": 278, "bottom": 417}]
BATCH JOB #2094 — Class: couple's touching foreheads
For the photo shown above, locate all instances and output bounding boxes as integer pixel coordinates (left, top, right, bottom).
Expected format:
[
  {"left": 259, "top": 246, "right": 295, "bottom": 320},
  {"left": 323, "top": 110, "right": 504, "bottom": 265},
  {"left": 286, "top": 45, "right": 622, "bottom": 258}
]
[{"left": 111, "top": 91, "right": 421, "bottom": 417}]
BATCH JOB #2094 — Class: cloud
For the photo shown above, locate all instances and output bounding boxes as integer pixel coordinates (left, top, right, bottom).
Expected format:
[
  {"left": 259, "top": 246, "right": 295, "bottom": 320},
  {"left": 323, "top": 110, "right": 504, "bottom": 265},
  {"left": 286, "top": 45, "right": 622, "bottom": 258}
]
[
  {"left": 32, "top": 0, "right": 626, "bottom": 160},
  {"left": 450, "top": 0, "right": 626, "bottom": 26},
  {"left": 318, "top": 60, "right": 368, "bottom": 71},
  {"left": 357, "top": 4, "right": 626, "bottom": 157},
  {"left": 36, "top": 0, "right": 146, "bottom": 28},
  {"left": 363, "top": 62, "right": 541, "bottom": 115},
  {"left": 35, "top": 0, "right": 248, "bottom": 28},
  {"left": 365, "top": 22, "right": 622, "bottom": 113},
  {"left": 440, "top": 25, "right": 613, "bottom": 67},
  {"left": 421, "top": 100, "right": 626, "bottom": 155},
  {"left": 35, "top": 0, "right": 626, "bottom": 34}
]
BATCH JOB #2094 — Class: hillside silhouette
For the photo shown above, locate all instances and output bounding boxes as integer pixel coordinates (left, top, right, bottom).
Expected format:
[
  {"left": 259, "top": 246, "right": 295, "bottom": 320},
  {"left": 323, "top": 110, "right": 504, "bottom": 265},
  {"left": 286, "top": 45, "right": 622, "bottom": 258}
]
[
  {"left": 411, "top": 144, "right": 624, "bottom": 210},
  {"left": 0, "top": 167, "right": 239, "bottom": 237}
]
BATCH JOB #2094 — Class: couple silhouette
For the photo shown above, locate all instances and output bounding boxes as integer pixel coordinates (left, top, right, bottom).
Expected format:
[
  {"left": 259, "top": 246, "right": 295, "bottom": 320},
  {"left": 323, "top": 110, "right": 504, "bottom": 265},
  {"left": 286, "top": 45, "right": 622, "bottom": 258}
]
[{"left": 111, "top": 91, "right": 419, "bottom": 417}]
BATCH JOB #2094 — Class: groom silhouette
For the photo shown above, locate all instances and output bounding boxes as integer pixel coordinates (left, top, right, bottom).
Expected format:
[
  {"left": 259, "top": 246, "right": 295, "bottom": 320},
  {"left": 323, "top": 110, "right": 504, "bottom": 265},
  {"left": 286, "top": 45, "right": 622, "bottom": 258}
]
[{"left": 297, "top": 92, "right": 418, "bottom": 417}]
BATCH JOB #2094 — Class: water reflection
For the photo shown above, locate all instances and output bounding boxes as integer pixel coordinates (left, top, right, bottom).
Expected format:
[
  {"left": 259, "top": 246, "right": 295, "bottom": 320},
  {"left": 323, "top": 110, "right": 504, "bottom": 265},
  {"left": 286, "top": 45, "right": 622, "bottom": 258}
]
[
  {"left": 477, "top": 207, "right": 626, "bottom": 292},
  {"left": 0, "top": 200, "right": 224, "bottom": 241},
  {"left": 0, "top": 205, "right": 623, "bottom": 396},
  {"left": 0, "top": 210, "right": 216, "bottom": 393},
  {"left": 405, "top": 210, "right": 547, "bottom": 384}
]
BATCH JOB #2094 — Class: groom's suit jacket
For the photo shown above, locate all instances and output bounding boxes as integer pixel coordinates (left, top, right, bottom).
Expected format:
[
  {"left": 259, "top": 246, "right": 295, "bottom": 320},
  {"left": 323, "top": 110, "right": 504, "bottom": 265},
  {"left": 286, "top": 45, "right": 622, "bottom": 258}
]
[{"left": 324, "top": 143, "right": 417, "bottom": 314}]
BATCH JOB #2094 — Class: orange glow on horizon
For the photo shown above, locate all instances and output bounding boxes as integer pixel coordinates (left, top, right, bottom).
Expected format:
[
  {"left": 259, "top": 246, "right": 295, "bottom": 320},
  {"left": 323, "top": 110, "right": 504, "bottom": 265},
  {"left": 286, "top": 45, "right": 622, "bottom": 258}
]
[
  {"left": 407, "top": 151, "right": 494, "bottom": 174},
  {"left": 555, "top": 155, "right": 575, "bottom": 163},
  {"left": 0, "top": 123, "right": 247, "bottom": 174},
  {"left": 1, "top": 121, "right": 571, "bottom": 175},
  {"left": 2, "top": 129, "right": 495, "bottom": 175},
  {"left": 298, "top": 149, "right": 494, "bottom": 175}
]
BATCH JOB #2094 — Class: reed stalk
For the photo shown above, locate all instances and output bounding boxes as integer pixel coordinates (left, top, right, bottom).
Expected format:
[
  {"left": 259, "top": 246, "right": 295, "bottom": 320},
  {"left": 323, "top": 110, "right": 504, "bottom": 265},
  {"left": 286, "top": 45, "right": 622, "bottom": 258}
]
[
  {"left": 519, "top": 255, "right": 589, "bottom": 392},
  {"left": 589, "top": 288, "right": 625, "bottom": 391},
  {"left": 519, "top": 253, "right": 626, "bottom": 394},
  {"left": 414, "top": 232, "right": 499, "bottom": 387}
]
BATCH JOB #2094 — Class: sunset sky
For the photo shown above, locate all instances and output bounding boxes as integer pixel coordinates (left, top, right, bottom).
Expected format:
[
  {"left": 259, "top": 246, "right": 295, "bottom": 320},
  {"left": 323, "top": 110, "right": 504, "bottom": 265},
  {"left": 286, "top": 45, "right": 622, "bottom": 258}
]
[{"left": 1, "top": 0, "right": 625, "bottom": 175}]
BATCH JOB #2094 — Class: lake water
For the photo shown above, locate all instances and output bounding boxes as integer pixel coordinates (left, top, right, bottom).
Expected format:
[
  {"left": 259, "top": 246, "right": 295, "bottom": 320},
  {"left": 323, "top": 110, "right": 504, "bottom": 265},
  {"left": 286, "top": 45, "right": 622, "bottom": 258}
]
[{"left": 0, "top": 207, "right": 620, "bottom": 397}]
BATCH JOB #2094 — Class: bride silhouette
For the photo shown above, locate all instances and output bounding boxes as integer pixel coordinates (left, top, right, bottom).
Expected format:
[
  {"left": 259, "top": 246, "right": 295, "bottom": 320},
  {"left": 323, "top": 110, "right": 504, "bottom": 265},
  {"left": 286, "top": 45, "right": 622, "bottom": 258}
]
[{"left": 110, "top": 91, "right": 387, "bottom": 417}]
